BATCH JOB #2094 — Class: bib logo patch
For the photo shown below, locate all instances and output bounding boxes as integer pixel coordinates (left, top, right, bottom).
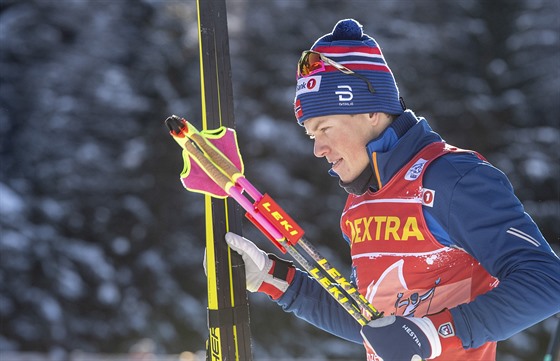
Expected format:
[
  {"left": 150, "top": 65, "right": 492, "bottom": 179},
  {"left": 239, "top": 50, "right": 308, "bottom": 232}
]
[
  {"left": 405, "top": 158, "right": 428, "bottom": 180},
  {"left": 295, "top": 76, "right": 321, "bottom": 96},
  {"left": 421, "top": 188, "right": 435, "bottom": 207}
]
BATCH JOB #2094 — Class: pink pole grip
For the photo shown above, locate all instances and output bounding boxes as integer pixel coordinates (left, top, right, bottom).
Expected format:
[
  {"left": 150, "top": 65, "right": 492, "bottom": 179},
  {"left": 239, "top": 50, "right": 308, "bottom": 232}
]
[{"left": 228, "top": 186, "right": 284, "bottom": 241}]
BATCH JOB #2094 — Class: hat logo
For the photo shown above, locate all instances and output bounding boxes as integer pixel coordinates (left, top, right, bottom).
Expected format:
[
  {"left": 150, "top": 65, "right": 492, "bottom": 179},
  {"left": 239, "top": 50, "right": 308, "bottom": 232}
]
[
  {"left": 296, "top": 76, "right": 321, "bottom": 97},
  {"left": 335, "top": 85, "right": 353, "bottom": 102},
  {"left": 307, "top": 78, "right": 317, "bottom": 89}
]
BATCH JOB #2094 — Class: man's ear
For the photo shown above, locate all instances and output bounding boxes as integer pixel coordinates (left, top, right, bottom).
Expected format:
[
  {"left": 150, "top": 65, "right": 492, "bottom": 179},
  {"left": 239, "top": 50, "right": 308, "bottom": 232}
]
[
  {"left": 368, "top": 112, "right": 380, "bottom": 126},
  {"left": 369, "top": 112, "right": 392, "bottom": 129}
]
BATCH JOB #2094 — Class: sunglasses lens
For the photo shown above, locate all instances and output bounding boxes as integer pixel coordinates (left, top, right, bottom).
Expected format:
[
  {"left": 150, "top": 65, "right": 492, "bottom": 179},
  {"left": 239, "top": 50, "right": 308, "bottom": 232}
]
[
  {"left": 298, "top": 52, "right": 324, "bottom": 78},
  {"left": 297, "top": 51, "right": 375, "bottom": 93}
]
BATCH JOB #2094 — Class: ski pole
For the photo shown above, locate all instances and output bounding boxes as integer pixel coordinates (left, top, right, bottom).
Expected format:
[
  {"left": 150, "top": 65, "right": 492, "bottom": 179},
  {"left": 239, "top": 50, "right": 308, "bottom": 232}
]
[
  {"left": 166, "top": 116, "right": 374, "bottom": 324},
  {"left": 166, "top": 115, "right": 382, "bottom": 324}
]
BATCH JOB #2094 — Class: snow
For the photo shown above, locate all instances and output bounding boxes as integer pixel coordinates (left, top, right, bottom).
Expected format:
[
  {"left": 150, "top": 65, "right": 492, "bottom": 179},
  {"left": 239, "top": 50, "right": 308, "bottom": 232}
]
[
  {"left": 63, "top": 242, "right": 115, "bottom": 281},
  {"left": 0, "top": 183, "right": 25, "bottom": 217},
  {"left": 0, "top": 230, "right": 29, "bottom": 252},
  {"left": 39, "top": 296, "right": 62, "bottom": 323},
  {"left": 97, "top": 282, "right": 120, "bottom": 305},
  {"left": 120, "top": 138, "right": 147, "bottom": 169},
  {"left": 111, "top": 237, "right": 131, "bottom": 255},
  {"left": 57, "top": 267, "right": 85, "bottom": 299}
]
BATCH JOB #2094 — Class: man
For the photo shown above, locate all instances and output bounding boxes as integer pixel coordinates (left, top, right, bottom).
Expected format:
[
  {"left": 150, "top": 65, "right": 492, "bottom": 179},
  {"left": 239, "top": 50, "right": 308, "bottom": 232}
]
[{"left": 224, "top": 19, "right": 560, "bottom": 360}]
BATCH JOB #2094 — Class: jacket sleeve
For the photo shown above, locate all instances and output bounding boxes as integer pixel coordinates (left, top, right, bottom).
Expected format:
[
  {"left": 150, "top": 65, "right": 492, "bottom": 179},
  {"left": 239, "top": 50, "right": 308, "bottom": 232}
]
[
  {"left": 274, "top": 268, "right": 363, "bottom": 344},
  {"left": 442, "top": 161, "right": 560, "bottom": 349}
]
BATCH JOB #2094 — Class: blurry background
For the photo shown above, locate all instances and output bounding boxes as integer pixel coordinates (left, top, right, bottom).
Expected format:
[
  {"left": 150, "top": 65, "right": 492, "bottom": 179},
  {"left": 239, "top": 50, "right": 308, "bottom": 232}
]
[{"left": 0, "top": 0, "right": 558, "bottom": 360}]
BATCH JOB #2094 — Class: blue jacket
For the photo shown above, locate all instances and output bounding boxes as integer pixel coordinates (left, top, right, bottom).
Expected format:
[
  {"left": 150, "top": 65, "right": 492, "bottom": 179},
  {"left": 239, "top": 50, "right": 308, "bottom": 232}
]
[{"left": 275, "top": 110, "right": 560, "bottom": 349}]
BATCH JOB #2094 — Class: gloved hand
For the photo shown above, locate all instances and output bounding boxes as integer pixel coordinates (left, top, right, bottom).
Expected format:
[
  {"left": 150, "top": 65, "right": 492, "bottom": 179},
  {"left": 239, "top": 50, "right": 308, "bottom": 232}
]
[
  {"left": 225, "top": 232, "right": 295, "bottom": 300},
  {"left": 361, "top": 309, "right": 462, "bottom": 360}
]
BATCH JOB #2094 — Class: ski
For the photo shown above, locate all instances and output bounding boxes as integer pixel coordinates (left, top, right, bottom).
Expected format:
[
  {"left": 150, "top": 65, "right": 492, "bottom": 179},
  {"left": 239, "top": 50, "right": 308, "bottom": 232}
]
[
  {"left": 195, "top": 0, "right": 252, "bottom": 360},
  {"left": 165, "top": 116, "right": 383, "bottom": 325}
]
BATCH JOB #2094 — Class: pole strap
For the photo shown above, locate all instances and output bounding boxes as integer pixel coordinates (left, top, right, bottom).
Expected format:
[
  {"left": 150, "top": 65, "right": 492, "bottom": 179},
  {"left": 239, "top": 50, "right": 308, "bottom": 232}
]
[{"left": 268, "top": 253, "right": 294, "bottom": 281}]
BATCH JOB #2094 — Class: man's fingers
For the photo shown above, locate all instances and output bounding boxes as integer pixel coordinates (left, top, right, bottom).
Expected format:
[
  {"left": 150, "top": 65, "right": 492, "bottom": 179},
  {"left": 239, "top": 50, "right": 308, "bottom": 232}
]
[
  {"left": 225, "top": 232, "right": 267, "bottom": 271},
  {"left": 225, "top": 232, "right": 245, "bottom": 253}
]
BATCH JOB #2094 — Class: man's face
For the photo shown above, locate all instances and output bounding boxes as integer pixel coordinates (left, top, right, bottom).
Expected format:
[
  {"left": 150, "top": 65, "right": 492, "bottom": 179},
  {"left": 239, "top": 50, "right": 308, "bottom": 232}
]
[{"left": 303, "top": 113, "right": 380, "bottom": 183}]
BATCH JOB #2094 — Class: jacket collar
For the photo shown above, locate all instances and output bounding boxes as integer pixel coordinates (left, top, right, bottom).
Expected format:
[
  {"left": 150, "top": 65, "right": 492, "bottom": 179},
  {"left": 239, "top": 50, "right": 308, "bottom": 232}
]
[{"left": 367, "top": 110, "right": 443, "bottom": 190}]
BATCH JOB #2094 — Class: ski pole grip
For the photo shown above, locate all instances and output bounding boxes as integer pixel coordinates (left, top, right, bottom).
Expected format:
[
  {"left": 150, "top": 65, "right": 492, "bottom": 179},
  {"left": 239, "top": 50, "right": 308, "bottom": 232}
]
[
  {"left": 190, "top": 132, "right": 242, "bottom": 180},
  {"left": 184, "top": 140, "right": 233, "bottom": 192}
]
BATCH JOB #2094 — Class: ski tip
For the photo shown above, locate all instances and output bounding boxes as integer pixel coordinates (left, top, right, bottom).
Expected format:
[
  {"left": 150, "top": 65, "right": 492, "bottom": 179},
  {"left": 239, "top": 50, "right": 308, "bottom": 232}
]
[{"left": 165, "top": 115, "right": 186, "bottom": 135}]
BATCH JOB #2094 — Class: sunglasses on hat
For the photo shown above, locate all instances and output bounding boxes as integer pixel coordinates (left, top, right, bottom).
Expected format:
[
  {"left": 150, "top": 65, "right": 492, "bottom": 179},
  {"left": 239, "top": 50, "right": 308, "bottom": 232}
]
[{"left": 297, "top": 50, "right": 375, "bottom": 94}]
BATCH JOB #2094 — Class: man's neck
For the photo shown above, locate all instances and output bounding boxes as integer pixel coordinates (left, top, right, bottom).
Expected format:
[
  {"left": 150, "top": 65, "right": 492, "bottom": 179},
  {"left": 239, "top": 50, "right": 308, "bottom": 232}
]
[{"left": 340, "top": 166, "right": 376, "bottom": 195}]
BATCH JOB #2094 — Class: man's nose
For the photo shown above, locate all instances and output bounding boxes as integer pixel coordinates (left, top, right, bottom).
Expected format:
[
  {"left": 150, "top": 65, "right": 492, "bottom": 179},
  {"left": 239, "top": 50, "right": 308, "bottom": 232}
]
[{"left": 313, "top": 139, "right": 328, "bottom": 158}]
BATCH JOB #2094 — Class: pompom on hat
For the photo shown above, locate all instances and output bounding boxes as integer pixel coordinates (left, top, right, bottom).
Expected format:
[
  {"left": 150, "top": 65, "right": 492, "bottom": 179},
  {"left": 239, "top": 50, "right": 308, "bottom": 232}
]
[{"left": 294, "top": 19, "right": 404, "bottom": 124}]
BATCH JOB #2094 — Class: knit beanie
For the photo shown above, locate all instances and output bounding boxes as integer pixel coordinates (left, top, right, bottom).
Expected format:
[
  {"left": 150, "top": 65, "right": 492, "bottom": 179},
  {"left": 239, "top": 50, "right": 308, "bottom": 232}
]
[{"left": 294, "top": 19, "right": 403, "bottom": 125}]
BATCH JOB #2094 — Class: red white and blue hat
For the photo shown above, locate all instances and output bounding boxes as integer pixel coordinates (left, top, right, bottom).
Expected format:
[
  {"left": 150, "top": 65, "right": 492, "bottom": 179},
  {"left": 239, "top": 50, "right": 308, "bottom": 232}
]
[{"left": 294, "top": 19, "right": 403, "bottom": 124}]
